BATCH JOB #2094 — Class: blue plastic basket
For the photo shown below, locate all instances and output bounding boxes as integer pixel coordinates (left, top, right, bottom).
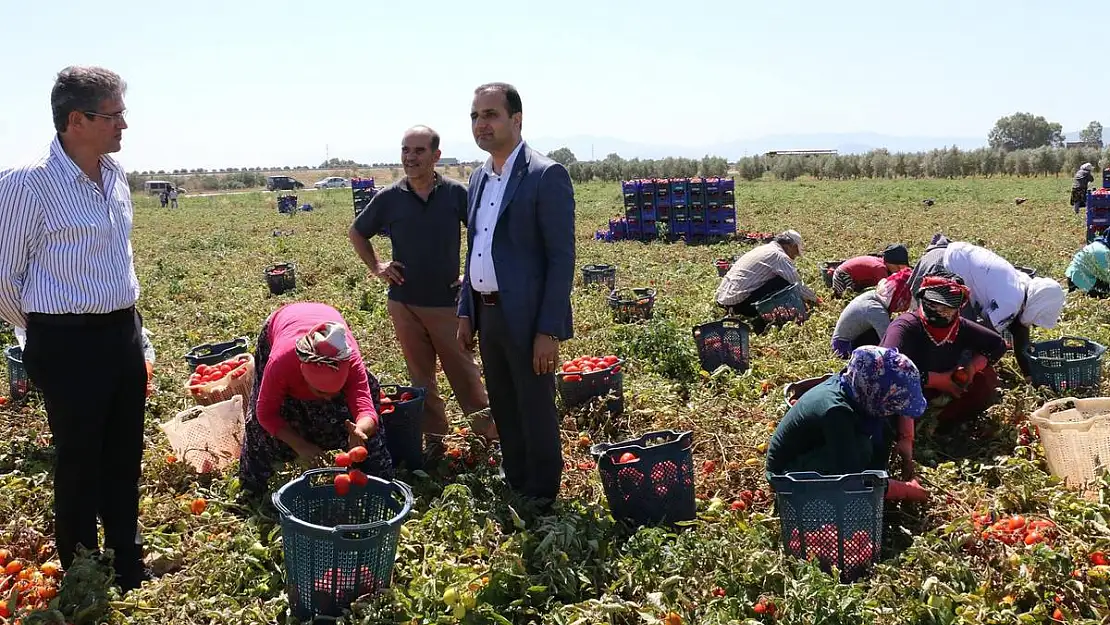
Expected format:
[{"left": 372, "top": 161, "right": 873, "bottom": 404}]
[
  {"left": 184, "top": 336, "right": 250, "bottom": 368},
  {"left": 556, "top": 359, "right": 624, "bottom": 415},
  {"left": 581, "top": 264, "right": 617, "bottom": 290},
  {"left": 5, "top": 345, "right": 34, "bottom": 402},
  {"left": 272, "top": 469, "right": 413, "bottom": 620},
  {"left": 1025, "top": 336, "right": 1107, "bottom": 393},
  {"left": 692, "top": 318, "right": 750, "bottom": 373},
  {"left": 590, "top": 430, "right": 695, "bottom": 526},
  {"left": 379, "top": 385, "right": 426, "bottom": 471},
  {"left": 265, "top": 262, "right": 297, "bottom": 295},
  {"left": 754, "top": 283, "right": 809, "bottom": 326},
  {"left": 769, "top": 471, "right": 888, "bottom": 582}
]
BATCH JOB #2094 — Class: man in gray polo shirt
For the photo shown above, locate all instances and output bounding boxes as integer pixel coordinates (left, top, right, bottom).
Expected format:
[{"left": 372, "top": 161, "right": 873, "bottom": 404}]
[{"left": 349, "top": 126, "right": 494, "bottom": 456}]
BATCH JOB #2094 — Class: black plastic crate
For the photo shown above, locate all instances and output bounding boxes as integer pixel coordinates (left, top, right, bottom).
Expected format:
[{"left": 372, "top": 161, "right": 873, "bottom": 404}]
[
  {"left": 692, "top": 318, "right": 750, "bottom": 373},
  {"left": 590, "top": 430, "right": 695, "bottom": 526}
]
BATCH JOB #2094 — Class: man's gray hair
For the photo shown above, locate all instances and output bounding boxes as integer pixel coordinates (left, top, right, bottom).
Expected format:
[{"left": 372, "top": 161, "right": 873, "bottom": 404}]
[
  {"left": 51, "top": 66, "right": 127, "bottom": 133},
  {"left": 774, "top": 233, "right": 796, "bottom": 246}
]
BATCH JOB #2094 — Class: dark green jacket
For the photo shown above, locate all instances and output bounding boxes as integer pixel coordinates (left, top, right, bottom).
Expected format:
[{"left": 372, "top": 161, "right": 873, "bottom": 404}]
[{"left": 766, "top": 376, "right": 894, "bottom": 478}]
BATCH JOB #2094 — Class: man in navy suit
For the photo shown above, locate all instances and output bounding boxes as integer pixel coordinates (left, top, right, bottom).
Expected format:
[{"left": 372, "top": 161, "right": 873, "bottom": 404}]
[{"left": 457, "top": 82, "right": 575, "bottom": 507}]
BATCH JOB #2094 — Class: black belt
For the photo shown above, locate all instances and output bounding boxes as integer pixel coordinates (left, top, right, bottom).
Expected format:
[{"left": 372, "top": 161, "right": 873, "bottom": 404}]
[
  {"left": 27, "top": 306, "right": 136, "bottom": 328},
  {"left": 475, "top": 291, "right": 500, "bottom": 306}
]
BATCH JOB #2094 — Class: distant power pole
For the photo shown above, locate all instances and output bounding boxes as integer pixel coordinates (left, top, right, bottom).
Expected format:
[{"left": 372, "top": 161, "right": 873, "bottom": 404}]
[
  {"left": 326, "top": 144, "right": 329, "bottom": 165},
  {"left": 591, "top": 144, "right": 594, "bottom": 160}
]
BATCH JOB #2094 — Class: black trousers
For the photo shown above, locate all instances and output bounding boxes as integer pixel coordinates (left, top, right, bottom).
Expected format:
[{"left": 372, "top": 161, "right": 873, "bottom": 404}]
[
  {"left": 22, "top": 307, "right": 147, "bottom": 581},
  {"left": 475, "top": 300, "right": 562, "bottom": 501}
]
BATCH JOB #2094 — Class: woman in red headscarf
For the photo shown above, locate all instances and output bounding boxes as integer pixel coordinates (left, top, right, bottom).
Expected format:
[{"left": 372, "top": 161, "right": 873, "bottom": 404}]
[
  {"left": 880, "top": 271, "right": 1007, "bottom": 427},
  {"left": 238, "top": 301, "right": 392, "bottom": 493}
]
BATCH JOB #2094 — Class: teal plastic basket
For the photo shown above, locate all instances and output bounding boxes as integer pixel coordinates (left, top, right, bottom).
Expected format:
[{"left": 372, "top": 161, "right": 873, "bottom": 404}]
[
  {"left": 754, "top": 283, "right": 809, "bottom": 326},
  {"left": 769, "top": 470, "right": 888, "bottom": 582},
  {"left": 1025, "top": 336, "right": 1106, "bottom": 393},
  {"left": 272, "top": 469, "right": 413, "bottom": 620}
]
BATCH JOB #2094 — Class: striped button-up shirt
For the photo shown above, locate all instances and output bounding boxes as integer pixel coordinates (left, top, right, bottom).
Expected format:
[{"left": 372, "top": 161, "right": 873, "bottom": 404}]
[
  {"left": 715, "top": 241, "right": 817, "bottom": 305},
  {"left": 468, "top": 140, "right": 524, "bottom": 293},
  {"left": 0, "top": 136, "right": 140, "bottom": 328}
]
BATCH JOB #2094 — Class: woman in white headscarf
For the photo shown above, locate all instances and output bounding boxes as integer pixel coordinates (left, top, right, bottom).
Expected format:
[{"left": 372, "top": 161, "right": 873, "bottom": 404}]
[{"left": 942, "top": 242, "right": 1066, "bottom": 377}]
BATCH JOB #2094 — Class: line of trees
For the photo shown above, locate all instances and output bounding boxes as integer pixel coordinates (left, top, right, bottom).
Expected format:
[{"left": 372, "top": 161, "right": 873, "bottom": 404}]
[{"left": 545, "top": 146, "right": 1107, "bottom": 183}]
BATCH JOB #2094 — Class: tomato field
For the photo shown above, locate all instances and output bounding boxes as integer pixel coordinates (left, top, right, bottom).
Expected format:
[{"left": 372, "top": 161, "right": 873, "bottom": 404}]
[{"left": 2, "top": 175, "right": 1110, "bottom": 624}]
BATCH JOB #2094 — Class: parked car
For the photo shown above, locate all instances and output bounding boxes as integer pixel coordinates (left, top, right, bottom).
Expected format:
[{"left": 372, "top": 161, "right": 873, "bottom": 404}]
[
  {"left": 266, "top": 175, "right": 305, "bottom": 191},
  {"left": 313, "top": 176, "right": 349, "bottom": 189}
]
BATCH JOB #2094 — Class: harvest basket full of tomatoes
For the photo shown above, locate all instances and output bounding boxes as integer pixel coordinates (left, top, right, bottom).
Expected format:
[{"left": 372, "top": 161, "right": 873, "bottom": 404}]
[
  {"left": 589, "top": 429, "right": 696, "bottom": 526},
  {"left": 184, "top": 353, "right": 255, "bottom": 407},
  {"left": 556, "top": 354, "right": 624, "bottom": 414},
  {"left": 768, "top": 470, "right": 888, "bottom": 582}
]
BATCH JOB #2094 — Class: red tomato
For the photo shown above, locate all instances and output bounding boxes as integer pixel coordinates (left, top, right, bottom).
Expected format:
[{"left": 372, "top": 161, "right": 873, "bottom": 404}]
[
  {"left": 196, "top": 364, "right": 209, "bottom": 375},
  {"left": 400, "top": 391, "right": 414, "bottom": 401},
  {"left": 348, "top": 469, "right": 369, "bottom": 487},
  {"left": 334, "top": 473, "right": 351, "bottom": 496},
  {"left": 563, "top": 374, "right": 582, "bottom": 382},
  {"left": 618, "top": 452, "right": 637, "bottom": 464},
  {"left": 335, "top": 452, "right": 351, "bottom": 468},
  {"left": 1024, "top": 530, "right": 1042, "bottom": 545},
  {"left": 349, "top": 446, "right": 368, "bottom": 463}
]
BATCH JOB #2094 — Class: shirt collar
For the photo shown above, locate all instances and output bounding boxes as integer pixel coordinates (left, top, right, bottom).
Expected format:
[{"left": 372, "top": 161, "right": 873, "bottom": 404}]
[
  {"left": 47, "top": 134, "right": 123, "bottom": 183},
  {"left": 482, "top": 140, "right": 525, "bottom": 178},
  {"left": 400, "top": 171, "right": 441, "bottom": 193}
]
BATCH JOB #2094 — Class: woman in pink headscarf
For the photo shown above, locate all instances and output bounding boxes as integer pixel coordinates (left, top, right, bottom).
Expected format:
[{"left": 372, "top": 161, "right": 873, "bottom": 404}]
[
  {"left": 238, "top": 302, "right": 392, "bottom": 493},
  {"left": 830, "top": 268, "right": 913, "bottom": 359}
]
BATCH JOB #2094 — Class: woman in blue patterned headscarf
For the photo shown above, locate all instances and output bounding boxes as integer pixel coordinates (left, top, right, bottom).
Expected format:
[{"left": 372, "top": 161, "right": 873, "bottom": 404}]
[{"left": 767, "top": 346, "right": 929, "bottom": 501}]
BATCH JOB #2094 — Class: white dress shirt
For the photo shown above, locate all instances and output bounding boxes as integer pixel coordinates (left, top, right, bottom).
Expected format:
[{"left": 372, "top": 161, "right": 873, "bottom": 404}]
[
  {"left": 0, "top": 136, "right": 141, "bottom": 328},
  {"left": 468, "top": 140, "right": 525, "bottom": 293}
]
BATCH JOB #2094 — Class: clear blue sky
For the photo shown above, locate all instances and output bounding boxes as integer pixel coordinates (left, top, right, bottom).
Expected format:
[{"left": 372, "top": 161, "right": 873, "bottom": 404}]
[{"left": 0, "top": 0, "right": 1093, "bottom": 172}]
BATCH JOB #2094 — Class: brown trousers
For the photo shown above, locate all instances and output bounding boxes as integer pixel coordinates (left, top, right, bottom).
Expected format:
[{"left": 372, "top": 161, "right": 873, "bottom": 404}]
[{"left": 387, "top": 300, "right": 494, "bottom": 440}]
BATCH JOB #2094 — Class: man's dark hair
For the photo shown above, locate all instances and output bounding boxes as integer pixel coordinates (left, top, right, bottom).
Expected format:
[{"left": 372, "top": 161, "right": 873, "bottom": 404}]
[
  {"left": 51, "top": 66, "right": 127, "bottom": 133},
  {"left": 474, "top": 82, "right": 522, "bottom": 117},
  {"left": 407, "top": 125, "right": 441, "bottom": 151},
  {"left": 774, "top": 233, "right": 796, "bottom": 247}
]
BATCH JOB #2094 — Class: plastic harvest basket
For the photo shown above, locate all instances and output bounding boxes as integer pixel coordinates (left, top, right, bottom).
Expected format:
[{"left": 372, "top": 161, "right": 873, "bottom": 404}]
[{"left": 1029, "top": 397, "right": 1110, "bottom": 487}]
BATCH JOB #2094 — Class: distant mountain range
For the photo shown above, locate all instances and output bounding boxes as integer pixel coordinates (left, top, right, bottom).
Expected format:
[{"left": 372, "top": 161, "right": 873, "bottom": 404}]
[{"left": 509, "top": 128, "right": 1109, "bottom": 162}]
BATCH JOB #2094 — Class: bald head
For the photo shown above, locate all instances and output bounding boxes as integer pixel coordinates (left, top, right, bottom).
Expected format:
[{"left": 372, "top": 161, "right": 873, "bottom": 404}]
[{"left": 401, "top": 125, "right": 442, "bottom": 182}]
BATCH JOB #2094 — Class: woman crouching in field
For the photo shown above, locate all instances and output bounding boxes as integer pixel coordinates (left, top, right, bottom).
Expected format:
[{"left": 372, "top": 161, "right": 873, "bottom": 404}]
[
  {"left": 238, "top": 301, "right": 393, "bottom": 493},
  {"left": 830, "top": 268, "right": 913, "bottom": 358},
  {"left": 766, "top": 346, "right": 929, "bottom": 501}
]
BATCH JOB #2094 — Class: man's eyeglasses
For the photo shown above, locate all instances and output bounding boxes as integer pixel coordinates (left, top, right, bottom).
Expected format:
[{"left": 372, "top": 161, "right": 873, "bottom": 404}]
[{"left": 83, "top": 110, "right": 127, "bottom": 123}]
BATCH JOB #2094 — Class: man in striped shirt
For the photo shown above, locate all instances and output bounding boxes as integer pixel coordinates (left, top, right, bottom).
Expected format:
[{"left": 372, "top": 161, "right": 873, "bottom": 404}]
[
  {"left": 715, "top": 230, "right": 818, "bottom": 332},
  {"left": 0, "top": 66, "right": 150, "bottom": 591}
]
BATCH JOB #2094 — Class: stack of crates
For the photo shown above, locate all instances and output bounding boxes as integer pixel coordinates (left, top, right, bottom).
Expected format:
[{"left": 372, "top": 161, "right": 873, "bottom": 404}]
[
  {"left": 688, "top": 177, "right": 706, "bottom": 240},
  {"left": 1087, "top": 170, "right": 1110, "bottom": 243},
  {"left": 609, "top": 177, "right": 738, "bottom": 243},
  {"left": 669, "top": 178, "right": 688, "bottom": 240},
  {"left": 622, "top": 180, "right": 642, "bottom": 240},
  {"left": 352, "top": 178, "right": 377, "bottom": 217},
  {"left": 707, "top": 177, "right": 736, "bottom": 237}
]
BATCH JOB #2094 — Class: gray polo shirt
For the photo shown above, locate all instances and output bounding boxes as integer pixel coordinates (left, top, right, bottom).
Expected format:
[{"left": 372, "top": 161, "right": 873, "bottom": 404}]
[{"left": 352, "top": 174, "right": 468, "bottom": 307}]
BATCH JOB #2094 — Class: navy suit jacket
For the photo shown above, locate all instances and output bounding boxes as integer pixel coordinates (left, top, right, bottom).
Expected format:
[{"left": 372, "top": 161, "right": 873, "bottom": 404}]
[{"left": 457, "top": 142, "right": 576, "bottom": 350}]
